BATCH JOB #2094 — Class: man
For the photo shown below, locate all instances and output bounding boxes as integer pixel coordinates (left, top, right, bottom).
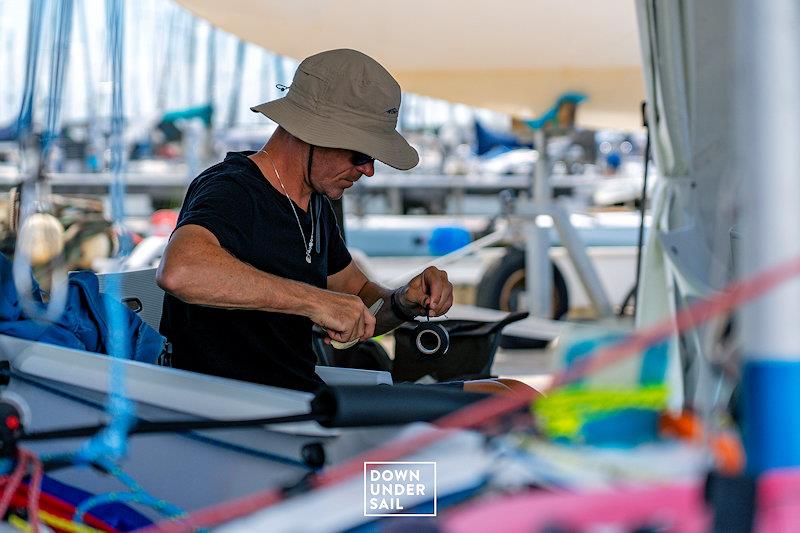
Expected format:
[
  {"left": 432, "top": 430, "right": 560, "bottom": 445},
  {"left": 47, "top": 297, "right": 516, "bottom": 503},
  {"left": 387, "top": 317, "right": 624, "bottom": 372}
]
[{"left": 157, "top": 49, "right": 520, "bottom": 395}]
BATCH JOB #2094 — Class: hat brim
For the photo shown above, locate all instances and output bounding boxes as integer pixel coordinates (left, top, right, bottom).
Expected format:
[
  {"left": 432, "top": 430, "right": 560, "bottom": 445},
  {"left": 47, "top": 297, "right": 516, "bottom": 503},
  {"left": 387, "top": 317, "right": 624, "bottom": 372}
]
[{"left": 251, "top": 98, "right": 419, "bottom": 171}]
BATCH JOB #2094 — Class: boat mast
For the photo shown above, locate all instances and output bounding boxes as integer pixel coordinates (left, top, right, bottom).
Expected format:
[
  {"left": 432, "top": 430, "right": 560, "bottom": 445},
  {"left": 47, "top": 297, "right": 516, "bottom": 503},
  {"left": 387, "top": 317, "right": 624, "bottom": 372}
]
[
  {"left": 186, "top": 16, "right": 197, "bottom": 105},
  {"left": 738, "top": 0, "right": 800, "bottom": 473},
  {"left": 226, "top": 39, "right": 246, "bottom": 128},
  {"left": 205, "top": 26, "right": 216, "bottom": 107},
  {"left": 156, "top": 5, "right": 177, "bottom": 112}
]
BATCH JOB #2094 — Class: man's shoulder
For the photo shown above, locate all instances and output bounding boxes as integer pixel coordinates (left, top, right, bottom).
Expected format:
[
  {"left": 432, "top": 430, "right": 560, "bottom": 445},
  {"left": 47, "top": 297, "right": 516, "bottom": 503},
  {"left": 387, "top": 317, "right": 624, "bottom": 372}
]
[
  {"left": 199, "top": 153, "right": 254, "bottom": 178},
  {"left": 190, "top": 156, "right": 260, "bottom": 193}
]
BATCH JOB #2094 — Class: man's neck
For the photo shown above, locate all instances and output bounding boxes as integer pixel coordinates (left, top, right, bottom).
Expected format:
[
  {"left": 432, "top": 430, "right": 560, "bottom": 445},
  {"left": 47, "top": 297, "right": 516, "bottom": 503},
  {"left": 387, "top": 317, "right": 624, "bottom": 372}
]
[{"left": 249, "top": 148, "right": 313, "bottom": 211}]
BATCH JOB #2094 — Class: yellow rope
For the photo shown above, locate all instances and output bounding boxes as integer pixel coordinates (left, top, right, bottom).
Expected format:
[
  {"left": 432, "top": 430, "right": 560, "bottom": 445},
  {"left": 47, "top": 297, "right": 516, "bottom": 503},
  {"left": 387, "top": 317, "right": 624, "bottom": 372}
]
[
  {"left": 41, "top": 510, "right": 106, "bottom": 533},
  {"left": 7, "top": 510, "right": 105, "bottom": 533},
  {"left": 8, "top": 514, "right": 28, "bottom": 533}
]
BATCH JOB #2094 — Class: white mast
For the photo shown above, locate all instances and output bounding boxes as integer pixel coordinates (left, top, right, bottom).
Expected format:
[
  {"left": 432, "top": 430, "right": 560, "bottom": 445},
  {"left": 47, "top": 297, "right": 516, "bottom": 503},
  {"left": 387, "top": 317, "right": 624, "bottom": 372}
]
[{"left": 738, "top": 0, "right": 800, "bottom": 473}]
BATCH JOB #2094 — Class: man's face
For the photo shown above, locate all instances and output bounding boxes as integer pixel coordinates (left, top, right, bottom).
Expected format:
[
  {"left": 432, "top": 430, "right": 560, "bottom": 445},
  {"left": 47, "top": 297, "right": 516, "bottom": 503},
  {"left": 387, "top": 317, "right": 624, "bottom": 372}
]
[{"left": 309, "top": 147, "right": 375, "bottom": 199}]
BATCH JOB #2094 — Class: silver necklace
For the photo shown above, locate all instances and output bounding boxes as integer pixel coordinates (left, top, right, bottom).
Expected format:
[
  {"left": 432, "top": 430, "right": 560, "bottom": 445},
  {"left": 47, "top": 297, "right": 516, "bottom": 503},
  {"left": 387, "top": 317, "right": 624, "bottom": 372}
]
[{"left": 263, "top": 150, "right": 314, "bottom": 264}]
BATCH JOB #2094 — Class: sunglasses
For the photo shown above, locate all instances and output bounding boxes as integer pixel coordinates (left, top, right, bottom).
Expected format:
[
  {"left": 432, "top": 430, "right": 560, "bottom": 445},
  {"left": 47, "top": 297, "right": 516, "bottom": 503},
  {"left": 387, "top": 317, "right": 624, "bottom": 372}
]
[{"left": 351, "top": 151, "right": 375, "bottom": 166}]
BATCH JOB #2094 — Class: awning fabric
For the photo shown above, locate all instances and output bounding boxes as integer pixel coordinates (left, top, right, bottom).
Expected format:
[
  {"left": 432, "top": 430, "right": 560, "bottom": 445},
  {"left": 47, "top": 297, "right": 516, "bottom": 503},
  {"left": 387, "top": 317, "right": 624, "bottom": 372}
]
[{"left": 174, "top": 0, "right": 645, "bottom": 130}]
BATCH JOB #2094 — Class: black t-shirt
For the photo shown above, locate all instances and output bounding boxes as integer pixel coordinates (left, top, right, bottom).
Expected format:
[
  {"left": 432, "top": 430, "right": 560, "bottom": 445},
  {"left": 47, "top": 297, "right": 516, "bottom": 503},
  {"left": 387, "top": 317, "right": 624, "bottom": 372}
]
[{"left": 160, "top": 151, "right": 352, "bottom": 392}]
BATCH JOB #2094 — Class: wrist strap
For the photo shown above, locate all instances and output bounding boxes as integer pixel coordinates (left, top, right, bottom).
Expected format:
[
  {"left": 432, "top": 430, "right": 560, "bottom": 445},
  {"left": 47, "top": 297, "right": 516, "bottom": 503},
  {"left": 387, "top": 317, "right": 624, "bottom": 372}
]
[{"left": 391, "top": 290, "right": 417, "bottom": 322}]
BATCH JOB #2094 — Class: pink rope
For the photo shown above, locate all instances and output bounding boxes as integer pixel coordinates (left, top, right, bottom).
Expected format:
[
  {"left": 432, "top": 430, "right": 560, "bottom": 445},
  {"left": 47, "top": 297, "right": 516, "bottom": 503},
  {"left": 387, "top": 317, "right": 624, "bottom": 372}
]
[
  {"left": 21, "top": 447, "right": 44, "bottom": 533},
  {"left": 0, "top": 450, "right": 29, "bottom": 521}
]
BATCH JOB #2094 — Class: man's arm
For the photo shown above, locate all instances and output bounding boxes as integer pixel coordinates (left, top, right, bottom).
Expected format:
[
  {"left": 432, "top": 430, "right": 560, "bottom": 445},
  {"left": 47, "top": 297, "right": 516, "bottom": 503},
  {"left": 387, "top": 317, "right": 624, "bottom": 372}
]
[
  {"left": 327, "top": 261, "right": 454, "bottom": 336},
  {"left": 157, "top": 224, "right": 374, "bottom": 343}
]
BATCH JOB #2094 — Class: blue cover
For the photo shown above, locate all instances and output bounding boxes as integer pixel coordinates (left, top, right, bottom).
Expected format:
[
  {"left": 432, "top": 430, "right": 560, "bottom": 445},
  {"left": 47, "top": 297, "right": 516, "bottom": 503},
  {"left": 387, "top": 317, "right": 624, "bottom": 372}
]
[
  {"left": 474, "top": 119, "right": 533, "bottom": 156},
  {"left": 0, "top": 254, "right": 165, "bottom": 363}
]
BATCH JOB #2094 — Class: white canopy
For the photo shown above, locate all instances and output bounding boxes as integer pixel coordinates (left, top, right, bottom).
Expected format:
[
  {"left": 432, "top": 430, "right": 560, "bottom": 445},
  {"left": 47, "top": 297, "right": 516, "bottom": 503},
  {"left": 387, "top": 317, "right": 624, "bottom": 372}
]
[{"left": 174, "top": 0, "right": 644, "bottom": 130}]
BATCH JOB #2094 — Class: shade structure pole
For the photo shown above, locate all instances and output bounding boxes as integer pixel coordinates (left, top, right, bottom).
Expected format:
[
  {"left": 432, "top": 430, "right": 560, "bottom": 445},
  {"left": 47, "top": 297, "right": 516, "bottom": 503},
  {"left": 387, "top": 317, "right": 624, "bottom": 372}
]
[{"left": 738, "top": 0, "right": 800, "bottom": 474}]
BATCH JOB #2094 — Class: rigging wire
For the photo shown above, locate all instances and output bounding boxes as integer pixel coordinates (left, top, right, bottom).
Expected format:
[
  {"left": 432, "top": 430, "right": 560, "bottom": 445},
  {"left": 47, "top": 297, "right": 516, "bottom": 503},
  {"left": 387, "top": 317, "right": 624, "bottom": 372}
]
[
  {"left": 77, "top": 0, "right": 101, "bottom": 172},
  {"left": 155, "top": 6, "right": 176, "bottom": 111},
  {"left": 15, "top": 0, "right": 43, "bottom": 141},
  {"left": 205, "top": 26, "right": 216, "bottom": 106},
  {"left": 41, "top": 0, "right": 74, "bottom": 159},
  {"left": 185, "top": 16, "right": 197, "bottom": 105}
]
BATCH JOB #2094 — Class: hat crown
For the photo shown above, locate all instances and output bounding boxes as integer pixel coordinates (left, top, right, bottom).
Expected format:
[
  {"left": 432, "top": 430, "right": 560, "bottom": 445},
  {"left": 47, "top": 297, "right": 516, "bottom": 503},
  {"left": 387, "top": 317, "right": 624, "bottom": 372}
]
[
  {"left": 250, "top": 49, "right": 419, "bottom": 170},
  {"left": 287, "top": 49, "right": 401, "bottom": 132}
]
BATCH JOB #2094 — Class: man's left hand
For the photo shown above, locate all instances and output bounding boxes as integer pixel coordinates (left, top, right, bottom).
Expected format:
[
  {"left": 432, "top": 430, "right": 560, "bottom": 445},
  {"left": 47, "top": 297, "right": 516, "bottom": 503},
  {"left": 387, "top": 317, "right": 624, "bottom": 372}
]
[{"left": 400, "top": 266, "right": 453, "bottom": 318}]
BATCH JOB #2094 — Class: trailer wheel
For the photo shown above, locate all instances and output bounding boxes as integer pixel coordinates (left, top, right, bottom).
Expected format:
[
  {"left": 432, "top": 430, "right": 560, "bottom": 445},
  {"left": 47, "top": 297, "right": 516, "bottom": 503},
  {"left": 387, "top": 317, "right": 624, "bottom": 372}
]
[{"left": 475, "top": 248, "right": 569, "bottom": 348}]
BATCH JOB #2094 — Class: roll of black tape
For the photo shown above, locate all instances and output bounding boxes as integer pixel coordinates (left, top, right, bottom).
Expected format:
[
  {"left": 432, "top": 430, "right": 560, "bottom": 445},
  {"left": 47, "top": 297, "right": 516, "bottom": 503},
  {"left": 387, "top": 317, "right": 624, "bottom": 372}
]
[{"left": 414, "top": 323, "right": 450, "bottom": 357}]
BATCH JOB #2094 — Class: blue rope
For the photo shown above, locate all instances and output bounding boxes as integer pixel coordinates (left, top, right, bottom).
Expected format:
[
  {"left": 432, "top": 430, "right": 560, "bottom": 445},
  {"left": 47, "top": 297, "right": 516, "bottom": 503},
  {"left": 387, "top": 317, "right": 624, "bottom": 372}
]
[
  {"left": 72, "top": 458, "right": 189, "bottom": 524},
  {"left": 78, "top": 0, "right": 134, "bottom": 466},
  {"left": 41, "top": 0, "right": 74, "bottom": 158},
  {"left": 15, "top": 0, "right": 44, "bottom": 139},
  {"left": 74, "top": 492, "right": 186, "bottom": 524},
  {"left": 36, "top": 455, "right": 190, "bottom": 525},
  {"left": 106, "top": 0, "right": 127, "bottom": 239}
]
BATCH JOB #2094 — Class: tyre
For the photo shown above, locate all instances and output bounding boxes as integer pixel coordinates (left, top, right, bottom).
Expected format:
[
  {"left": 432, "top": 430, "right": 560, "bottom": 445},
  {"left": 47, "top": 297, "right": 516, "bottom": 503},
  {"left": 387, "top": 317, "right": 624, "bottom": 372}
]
[{"left": 475, "top": 247, "right": 569, "bottom": 348}]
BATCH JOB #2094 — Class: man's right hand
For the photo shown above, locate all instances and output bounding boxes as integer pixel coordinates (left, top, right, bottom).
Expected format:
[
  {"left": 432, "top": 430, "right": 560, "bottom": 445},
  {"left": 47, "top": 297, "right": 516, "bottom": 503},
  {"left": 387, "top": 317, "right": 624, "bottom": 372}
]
[{"left": 310, "top": 291, "right": 376, "bottom": 344}]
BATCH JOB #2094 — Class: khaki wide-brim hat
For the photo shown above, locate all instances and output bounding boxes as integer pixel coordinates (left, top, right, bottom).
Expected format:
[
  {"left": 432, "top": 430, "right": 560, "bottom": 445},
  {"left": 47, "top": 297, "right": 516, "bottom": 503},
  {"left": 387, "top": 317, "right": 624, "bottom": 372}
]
[{"left": 251, "top": 49, "right": 419, "bottom": 171}]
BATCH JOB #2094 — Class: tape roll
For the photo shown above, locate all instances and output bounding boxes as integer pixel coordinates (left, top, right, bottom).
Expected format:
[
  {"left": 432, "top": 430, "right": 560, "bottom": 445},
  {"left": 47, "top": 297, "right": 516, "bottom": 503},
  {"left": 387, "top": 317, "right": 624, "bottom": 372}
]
[
  {"left": 330, "top": 338, "right": 359, "bottom": 350},
  {"left": 414, "top": 323, "right": 450, "bottom": 357},
  {"left": 329, "top": 299, "right": 384, "bottom": 350}
]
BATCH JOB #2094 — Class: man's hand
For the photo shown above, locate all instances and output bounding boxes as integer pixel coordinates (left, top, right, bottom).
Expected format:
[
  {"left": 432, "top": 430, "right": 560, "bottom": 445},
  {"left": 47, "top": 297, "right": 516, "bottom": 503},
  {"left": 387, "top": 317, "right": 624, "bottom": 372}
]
[
  {"left": 398, "top": 266, "right": 454, "bottom": 318},
  {"left": 310, "top": 291, "right": 376, "bottom": 344}
]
